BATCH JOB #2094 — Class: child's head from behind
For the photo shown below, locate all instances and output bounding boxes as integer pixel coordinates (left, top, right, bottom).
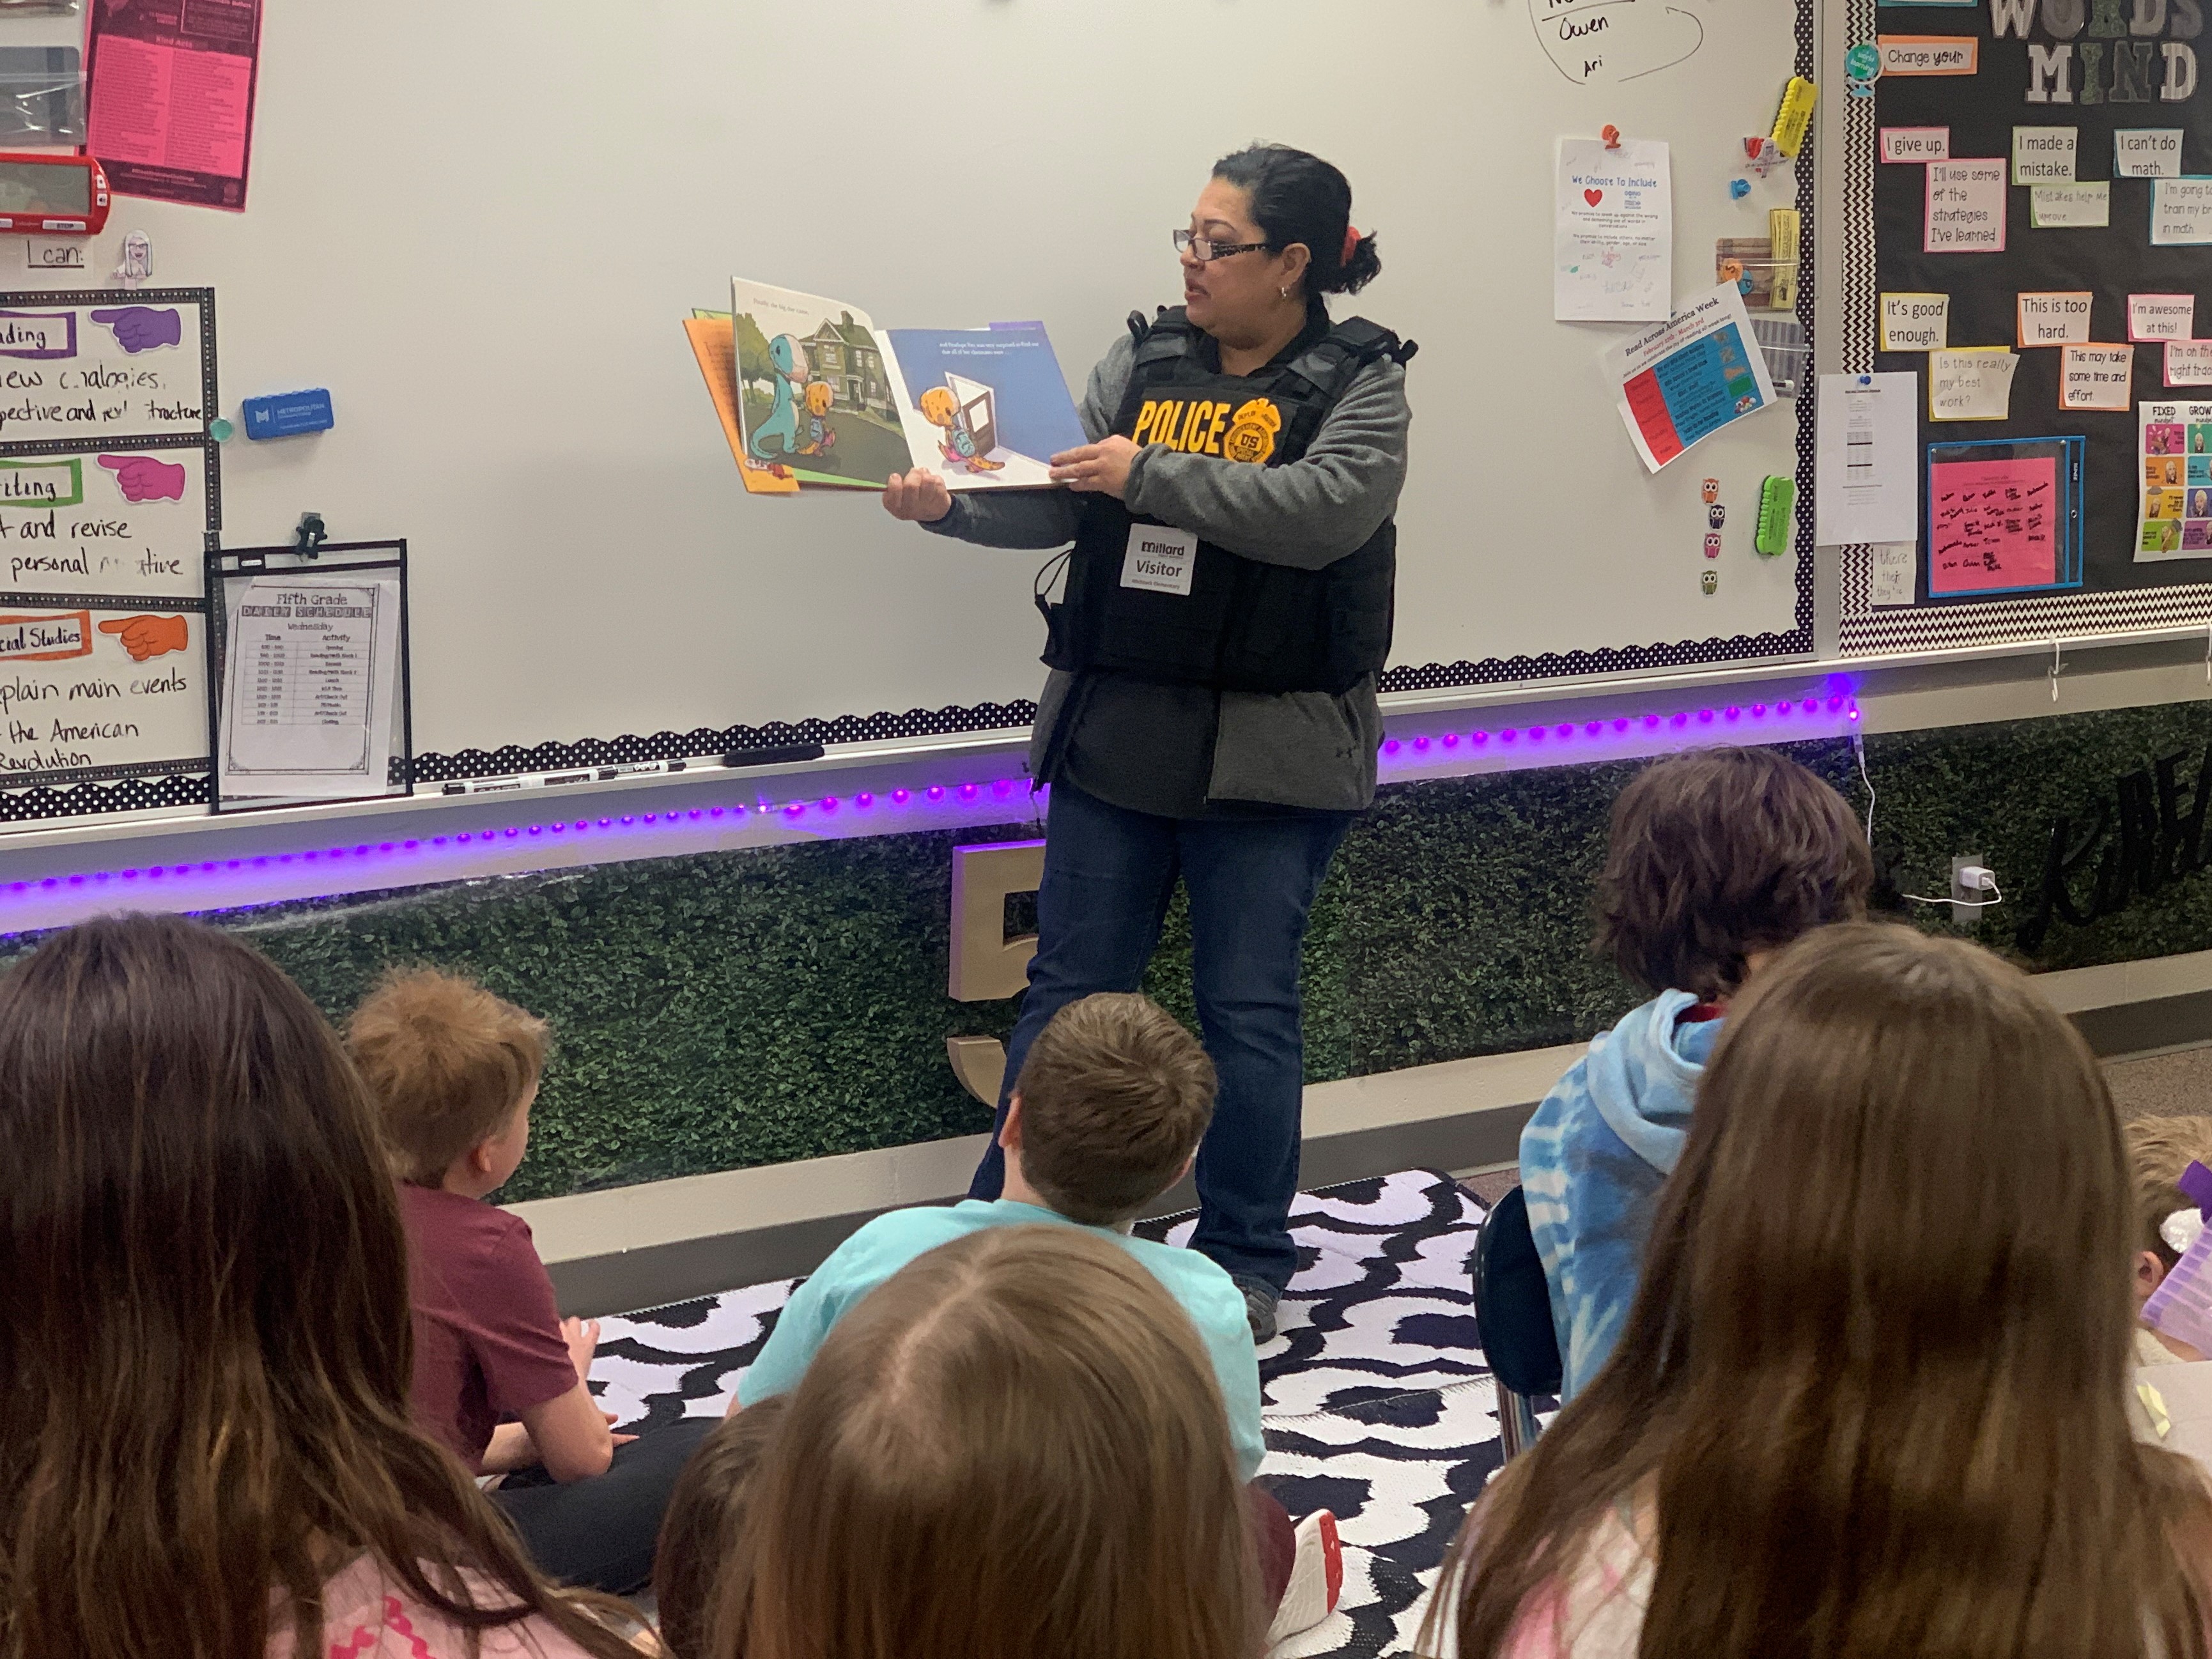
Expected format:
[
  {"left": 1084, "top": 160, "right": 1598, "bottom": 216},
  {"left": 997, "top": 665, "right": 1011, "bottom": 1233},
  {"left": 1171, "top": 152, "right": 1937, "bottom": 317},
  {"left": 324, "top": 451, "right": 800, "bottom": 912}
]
[
  {"left": 2123, "top": 1113, "right": 2212, "bottom": 1300},
  {"left": 1435, "top": 923, "right": 2210, "bottom": 1659},
  {"left": 1595, "top": 746, "right": 1872, "bottom": 1000},
  {"left": 729, "top": 1225, "right": 1260, "bottom": 1659},
  {"left": 1007, "top": 991, "right": 1216, "bottom": 1226},
  {"left": 653, "top": 1394, "right": 789, "bottom": 1659},
  {"left": 346, "top": 966, "right": 548, "bottom": 1191},
  {"left": 0, "top": 914, "right": 629, "bottom": 1659}
]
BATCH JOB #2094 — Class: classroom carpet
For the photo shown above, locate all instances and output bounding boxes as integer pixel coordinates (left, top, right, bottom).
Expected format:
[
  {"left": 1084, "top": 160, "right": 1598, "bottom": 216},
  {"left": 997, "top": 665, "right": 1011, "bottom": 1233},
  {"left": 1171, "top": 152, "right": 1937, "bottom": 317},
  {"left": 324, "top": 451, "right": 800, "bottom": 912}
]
[{"left": 591, "top": 1168, "right": 1508, "bottom": 1659}]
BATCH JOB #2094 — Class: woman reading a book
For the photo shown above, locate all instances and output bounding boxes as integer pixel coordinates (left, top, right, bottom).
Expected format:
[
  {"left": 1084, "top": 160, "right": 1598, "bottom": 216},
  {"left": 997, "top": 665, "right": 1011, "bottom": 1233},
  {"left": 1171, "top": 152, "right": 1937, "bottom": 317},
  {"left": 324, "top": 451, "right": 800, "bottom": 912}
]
[{"left": 881, "top": 144, "right": 1414, "bottom": 1344}]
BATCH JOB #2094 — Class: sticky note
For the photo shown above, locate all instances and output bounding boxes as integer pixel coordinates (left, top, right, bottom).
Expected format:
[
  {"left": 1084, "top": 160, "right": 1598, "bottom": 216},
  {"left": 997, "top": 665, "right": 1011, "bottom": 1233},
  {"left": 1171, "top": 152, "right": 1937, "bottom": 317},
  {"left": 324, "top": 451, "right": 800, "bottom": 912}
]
[
  {"left": 2131, "top": 295, "right": 2196, "bottom": 343},
  {"left": 2029, "top": 182, "right": 2110, "bottom": 228},
  {"left": 2012, "top": 126, "right": 2077, "bottom": 183},
  {"left": 2115, "top": 129, "right": 2184, "bottom": 178},
  {"left": 1881, "top": 292, "right": 1950, "bottom": 351},
  {"left": 1879, "top": 35, "right": 1978, "bottom": 74},
  {"left": 2061, "top": 344, "right": 2135, "bottom": 411},
  {"left": 2167, "top": 341, "right": 2212, "bottom": 386},
  {"left": 2016, "top": 291, "right": 2094, "bottom": 346},
  {"left": 2153, "top": 178, "right": 2212, "bottom": 245},
  {"left": 1930, "top": 348, "right": 2018, "bottom": 421},
  {"left": 1881, "top": 127, "right": 1950, "bottom": 163},
  {"left": 1869, "top": 542, "right": 1917, "bottom": 607},
  {"left": 1926, "top": 160, "right": 2007, "bottom": 252}
]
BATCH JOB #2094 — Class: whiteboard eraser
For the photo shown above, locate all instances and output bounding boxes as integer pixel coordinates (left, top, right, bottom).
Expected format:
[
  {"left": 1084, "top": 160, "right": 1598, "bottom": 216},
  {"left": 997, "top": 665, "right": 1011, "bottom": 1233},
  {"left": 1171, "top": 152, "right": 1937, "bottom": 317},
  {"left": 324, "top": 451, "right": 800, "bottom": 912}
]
[
  {"left": 1756, "top": 475, "right": 1795, "bottom": 555},
  {"left": 242, "top": 388, "right": 334, "bottom": 440}
]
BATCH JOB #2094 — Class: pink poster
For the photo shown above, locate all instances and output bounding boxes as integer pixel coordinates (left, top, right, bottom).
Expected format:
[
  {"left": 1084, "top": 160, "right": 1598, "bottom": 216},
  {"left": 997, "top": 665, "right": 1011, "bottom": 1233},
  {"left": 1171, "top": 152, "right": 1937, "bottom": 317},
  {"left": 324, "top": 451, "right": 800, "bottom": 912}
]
[
  {"left": 85, "top": 0, "right": 261, "bottom": 211},
  {"left": 1928, "top": 456, "right": 2057, "bottom": 593}
]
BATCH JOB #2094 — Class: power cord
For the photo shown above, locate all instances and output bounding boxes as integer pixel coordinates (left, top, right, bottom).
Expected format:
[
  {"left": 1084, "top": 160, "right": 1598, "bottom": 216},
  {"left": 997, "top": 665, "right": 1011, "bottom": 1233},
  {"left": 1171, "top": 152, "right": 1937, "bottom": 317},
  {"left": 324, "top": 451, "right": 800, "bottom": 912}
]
[{"left": 1854, "top": 732, "right": 2004, "bottom": 913}]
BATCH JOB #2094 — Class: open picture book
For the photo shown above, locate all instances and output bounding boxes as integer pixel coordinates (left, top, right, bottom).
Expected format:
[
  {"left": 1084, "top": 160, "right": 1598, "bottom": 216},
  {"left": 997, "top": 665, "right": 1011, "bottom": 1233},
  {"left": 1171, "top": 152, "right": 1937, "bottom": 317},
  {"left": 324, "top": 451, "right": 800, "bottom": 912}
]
[{"left": 694, "top": 279, "right": 1089, "bottom": 496}]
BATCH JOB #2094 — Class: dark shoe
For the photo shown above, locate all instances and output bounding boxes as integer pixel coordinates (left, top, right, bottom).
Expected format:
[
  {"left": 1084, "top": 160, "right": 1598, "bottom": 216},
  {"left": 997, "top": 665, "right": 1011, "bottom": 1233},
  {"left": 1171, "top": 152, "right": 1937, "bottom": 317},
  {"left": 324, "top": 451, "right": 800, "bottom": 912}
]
[{"left": 1231, "top": 1273, "right": 1280, "bottom": 1345}]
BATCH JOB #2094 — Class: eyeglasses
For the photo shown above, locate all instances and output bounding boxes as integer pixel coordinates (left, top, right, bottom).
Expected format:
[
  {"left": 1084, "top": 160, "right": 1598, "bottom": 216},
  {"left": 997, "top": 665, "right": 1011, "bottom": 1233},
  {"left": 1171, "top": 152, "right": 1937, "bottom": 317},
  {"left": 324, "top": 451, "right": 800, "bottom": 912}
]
[{"left": 1173, "top": 229, "right": 1273, "bottom": 263}]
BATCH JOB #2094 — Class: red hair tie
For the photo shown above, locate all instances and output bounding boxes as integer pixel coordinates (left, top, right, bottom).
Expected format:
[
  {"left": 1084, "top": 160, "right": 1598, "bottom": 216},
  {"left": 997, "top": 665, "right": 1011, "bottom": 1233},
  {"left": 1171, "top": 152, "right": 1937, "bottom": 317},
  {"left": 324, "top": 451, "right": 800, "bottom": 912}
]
[{"left": 1342, "top": 226, "right": 1361, "bottom": 265}]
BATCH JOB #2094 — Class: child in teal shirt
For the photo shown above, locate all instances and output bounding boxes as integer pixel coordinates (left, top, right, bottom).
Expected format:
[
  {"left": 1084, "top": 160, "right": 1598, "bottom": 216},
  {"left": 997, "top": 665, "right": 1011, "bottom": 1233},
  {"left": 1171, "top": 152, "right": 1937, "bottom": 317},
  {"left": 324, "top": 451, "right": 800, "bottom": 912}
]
[{"left": 737, "top": 992, "right": 1262, "bottom": 1480}]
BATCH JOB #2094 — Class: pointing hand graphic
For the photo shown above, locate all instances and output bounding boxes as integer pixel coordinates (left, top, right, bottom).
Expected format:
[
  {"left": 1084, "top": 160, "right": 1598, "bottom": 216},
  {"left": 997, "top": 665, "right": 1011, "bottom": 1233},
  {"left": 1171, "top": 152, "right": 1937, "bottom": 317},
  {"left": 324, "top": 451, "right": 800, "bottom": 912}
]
[
  {"left": 88, "top": 306, "right": 183, "bottom": 354},
  {"left": 97, "top": 614, "right": 188, "bottom": 662},
  {"left": 97, "top": 454, "right": 187, "bottom": 502}
]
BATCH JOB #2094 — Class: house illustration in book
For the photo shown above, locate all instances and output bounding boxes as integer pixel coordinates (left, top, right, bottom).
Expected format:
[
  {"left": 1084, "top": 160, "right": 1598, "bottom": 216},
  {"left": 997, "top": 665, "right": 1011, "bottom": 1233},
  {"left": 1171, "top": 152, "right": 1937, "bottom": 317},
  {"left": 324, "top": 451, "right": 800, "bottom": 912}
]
[{"left": 802, "top": 313, "right": 895, "bottom": 419}]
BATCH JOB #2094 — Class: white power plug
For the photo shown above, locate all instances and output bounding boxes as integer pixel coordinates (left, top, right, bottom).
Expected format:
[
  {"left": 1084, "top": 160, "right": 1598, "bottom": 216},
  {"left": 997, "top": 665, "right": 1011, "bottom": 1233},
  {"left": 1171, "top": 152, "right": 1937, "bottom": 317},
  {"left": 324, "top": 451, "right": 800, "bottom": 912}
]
[{"left": 1957, "top": 864, "right": 1996, "bottom": 893}]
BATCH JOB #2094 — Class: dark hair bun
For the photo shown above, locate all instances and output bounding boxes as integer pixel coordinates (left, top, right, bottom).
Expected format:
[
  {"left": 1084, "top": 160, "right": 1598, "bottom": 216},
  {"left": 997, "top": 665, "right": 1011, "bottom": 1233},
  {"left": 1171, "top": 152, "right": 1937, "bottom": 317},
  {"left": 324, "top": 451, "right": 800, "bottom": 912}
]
[
  {"left": 1324, "top": 232, "right": 1381, "bottom": 296},
  {"left": 1211, "top": 143, "right": 1378, "bottom": 305}
]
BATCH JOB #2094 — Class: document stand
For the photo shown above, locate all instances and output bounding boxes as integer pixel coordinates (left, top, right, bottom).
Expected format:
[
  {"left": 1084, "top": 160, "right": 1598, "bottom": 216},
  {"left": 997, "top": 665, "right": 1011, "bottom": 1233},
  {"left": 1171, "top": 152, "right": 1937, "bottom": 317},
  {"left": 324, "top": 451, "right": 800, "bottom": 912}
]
[{"left": 206, "top": 539, "right": 412, "bottom": 815}]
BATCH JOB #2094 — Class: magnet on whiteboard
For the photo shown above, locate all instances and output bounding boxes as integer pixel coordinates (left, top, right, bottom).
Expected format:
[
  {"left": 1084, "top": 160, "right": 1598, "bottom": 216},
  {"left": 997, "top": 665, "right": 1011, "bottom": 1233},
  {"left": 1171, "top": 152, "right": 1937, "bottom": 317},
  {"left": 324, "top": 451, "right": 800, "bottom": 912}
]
[
  {"left": 209, "top": 417, "right": 235, "bottom": 442},
  {"left": 112, "top": 229, "right": 151, "bottom": 286},
  {"left": 1701, "top": 569, "right": 1719, "bottom": 594},
  {"left": 1708, "top": 504, "right": 1727, "bottom": 529},
  {"left": 1600, "top": 123, "right": 1622, "bottom": 149},
  {"left": 1701, "top": 477, "right": 1721, "bottom": 503},
  {"left": 1705, "top": 533, "right": 1723, "bottom": 558},
  {"left": 1729, "top": 177, "right": 1752, "bottom": 200}
]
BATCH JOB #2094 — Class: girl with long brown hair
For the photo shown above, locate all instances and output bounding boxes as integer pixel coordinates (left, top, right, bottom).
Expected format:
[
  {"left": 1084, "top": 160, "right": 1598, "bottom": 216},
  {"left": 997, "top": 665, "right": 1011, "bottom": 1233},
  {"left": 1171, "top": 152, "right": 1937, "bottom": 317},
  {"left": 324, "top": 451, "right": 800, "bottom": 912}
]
[
  {"left": 722, "top": 1224, "right": 1265, "bottom": 1659},
  {"left": 0, "top": 913, "right": 643, "bottom": 1659},
  {"left": 1426, "top": 923, "right": 2212, "bottom": 1659}
]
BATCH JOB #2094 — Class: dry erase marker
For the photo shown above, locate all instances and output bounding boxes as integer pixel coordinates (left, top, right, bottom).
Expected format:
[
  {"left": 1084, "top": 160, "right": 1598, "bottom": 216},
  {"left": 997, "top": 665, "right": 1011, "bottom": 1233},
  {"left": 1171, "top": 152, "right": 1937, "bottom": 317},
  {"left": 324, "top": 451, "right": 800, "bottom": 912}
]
[
  {"left": 442, "top": 771, "right": 594, "bottom": 796},
  {"left": 597, "top": 760, "right": 688, "bottom": 780}
]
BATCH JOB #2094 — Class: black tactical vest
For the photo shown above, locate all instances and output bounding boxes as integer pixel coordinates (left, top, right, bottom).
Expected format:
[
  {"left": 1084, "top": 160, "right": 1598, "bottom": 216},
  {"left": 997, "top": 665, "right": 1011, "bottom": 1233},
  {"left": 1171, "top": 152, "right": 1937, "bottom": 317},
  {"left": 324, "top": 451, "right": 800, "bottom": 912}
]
[{"left": 1037, "top": 306, "right": 1414, "bottom": 697}]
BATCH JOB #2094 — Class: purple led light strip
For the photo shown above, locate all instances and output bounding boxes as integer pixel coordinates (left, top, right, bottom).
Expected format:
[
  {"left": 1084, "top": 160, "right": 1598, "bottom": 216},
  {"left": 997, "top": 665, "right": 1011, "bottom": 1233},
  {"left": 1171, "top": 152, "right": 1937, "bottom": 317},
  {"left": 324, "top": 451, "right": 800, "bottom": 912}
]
[
  {"left": 1379, "top": 695, "right": 1862, "bottom": 761},
  {"left": 3, "top": 697, "right": 1863, "bottom": 900}
]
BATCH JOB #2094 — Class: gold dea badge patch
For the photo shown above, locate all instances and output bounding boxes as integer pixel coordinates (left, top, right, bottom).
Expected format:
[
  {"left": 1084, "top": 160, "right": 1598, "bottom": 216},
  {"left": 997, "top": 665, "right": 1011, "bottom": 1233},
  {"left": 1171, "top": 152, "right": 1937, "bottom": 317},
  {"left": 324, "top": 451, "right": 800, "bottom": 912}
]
[
  {"left": 1130, "top": 395, "right": 1283, "bottom": 463},
  {"left": 1223, "top": 398, "right": 1281, "bottom": 464}
]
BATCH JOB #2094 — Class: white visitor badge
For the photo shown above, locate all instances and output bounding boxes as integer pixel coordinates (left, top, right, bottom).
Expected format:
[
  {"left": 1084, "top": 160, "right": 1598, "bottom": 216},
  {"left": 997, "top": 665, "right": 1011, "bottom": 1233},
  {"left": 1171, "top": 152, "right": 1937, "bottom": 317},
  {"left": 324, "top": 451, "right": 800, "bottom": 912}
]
[{"left": 1120, "top": 524, "right": 1198, "bottom": 595}]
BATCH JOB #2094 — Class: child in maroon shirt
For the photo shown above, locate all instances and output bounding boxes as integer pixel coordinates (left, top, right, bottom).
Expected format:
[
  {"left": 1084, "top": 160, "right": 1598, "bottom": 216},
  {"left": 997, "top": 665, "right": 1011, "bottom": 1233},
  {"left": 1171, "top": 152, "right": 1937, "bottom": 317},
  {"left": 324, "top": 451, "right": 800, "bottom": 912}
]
[{"left": 348, "top": 969, "right": 710, "bottom": 1594}]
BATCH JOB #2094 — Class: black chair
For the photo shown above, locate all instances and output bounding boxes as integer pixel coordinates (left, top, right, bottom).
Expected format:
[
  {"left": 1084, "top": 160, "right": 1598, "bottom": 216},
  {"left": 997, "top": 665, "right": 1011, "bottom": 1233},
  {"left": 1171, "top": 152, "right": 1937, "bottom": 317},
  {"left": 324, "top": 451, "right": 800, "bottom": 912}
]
[{"left": 1473, "top": 1184, "right": 1562, "bottom": 1460}]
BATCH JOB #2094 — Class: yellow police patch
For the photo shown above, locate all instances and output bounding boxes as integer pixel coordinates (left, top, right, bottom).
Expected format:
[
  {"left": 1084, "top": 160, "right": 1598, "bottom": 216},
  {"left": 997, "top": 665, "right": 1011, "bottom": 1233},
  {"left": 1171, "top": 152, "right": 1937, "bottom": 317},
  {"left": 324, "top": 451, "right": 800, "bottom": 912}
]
[{"left": 1223, "top": 397, "right": 1283, "bottom": 465}]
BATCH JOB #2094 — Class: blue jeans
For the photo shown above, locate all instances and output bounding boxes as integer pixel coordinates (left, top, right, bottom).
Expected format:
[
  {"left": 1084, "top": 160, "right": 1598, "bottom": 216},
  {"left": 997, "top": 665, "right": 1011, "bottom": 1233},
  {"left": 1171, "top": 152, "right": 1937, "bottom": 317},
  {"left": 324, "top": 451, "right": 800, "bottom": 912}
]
[{"left": 968, "top": 781, "right": 1353, "bottom": 1291}]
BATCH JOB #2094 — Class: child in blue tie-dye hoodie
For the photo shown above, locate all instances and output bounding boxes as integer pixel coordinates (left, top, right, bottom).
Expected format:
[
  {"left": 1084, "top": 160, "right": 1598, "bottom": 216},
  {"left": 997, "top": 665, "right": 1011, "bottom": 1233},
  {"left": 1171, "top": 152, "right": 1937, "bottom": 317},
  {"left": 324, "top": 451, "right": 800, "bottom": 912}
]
[{"left": 1520, "top": 747, "right": 1872, "bottom": 1399}]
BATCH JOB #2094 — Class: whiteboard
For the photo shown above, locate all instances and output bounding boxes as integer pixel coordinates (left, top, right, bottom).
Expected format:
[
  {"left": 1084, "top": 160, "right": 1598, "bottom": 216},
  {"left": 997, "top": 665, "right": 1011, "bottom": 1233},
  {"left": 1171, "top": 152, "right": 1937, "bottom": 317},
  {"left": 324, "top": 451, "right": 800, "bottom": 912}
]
[{"left": 61, "top": 0, "right": 1810, "bottom": 767}]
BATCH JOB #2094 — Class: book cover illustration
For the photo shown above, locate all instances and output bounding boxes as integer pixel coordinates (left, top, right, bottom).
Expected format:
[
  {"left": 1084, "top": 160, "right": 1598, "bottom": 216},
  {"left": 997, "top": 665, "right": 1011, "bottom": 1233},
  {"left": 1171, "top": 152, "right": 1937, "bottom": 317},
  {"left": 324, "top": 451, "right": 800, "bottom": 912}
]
[
  {"left": 729, "top": 280, "right": 915, "bottom": 491},
  {"left": 885, "top": 325, "right": 1089, "bottom": 490}
]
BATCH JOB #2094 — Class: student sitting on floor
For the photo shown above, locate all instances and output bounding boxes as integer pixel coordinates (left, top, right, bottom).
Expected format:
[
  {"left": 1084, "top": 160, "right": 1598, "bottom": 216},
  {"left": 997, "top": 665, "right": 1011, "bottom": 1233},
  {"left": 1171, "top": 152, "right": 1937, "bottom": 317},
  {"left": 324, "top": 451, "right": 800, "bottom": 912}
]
[
  {"left": 727, "top": 1225, "right": 1272, "bottom": 1659},
  {"left": 1519, "top": 746, "right": 1871, "bottom": 1398},
  {"left": 347, "top": 967, "right": 711, "bottom": 1596},
  {"left": 651, "top": 1394, "right": 790, "bottom": 1659},
  {"left": 734, "top": 989, "right": 1340, "bottom": 1643},
  {"left": 2127, "top": 1115, "right": 2212, "bottom": 1366},
  {"left": 0, "top": 914, "right": 645, "bottom": 1659},
  {"left": 1423, "top": 925, "right": 2212, "bottom": 1659}
]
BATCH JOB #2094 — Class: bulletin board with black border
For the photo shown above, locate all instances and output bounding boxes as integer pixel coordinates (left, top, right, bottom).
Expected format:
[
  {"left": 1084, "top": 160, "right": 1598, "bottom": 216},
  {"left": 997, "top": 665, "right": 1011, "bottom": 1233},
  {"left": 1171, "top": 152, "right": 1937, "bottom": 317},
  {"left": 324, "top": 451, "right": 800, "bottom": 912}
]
[{"left": 1836, "top": 0, "right": 2212, "bottom": 654}]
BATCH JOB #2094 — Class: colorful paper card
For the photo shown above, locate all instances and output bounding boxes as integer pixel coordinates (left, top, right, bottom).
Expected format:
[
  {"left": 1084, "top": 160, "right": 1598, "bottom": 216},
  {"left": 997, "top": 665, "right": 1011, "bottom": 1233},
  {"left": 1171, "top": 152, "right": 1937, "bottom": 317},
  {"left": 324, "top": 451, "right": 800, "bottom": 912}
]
[
  {"left": 2012, "top": 126, "right": 2077, "bottom": 183},
  {"left": 2169, "top": 341, "right": 2212, "bottom": 386},
  {"left": 2153, "top": 178, "right": 2212, "bottom": 245},
  {"left": 1602, "top": 282, "right": 1778, "bottom": 473},
  {"left": 1926, "top": 160, "right": 2007, "bottom": 252},
  {"left": 2061, "top": 344, "right": 2135, "bottom": 411},
  {"left": 1927, "top": 436, "right": 2083, "bottom": 594},
  {"left": 2131, "top": 295, "right": 2197, "bottom": 342},
  {"left": 2029, "top": 183, "right": 2110, "bottom": 228},
  {"left": 2115, "top": 130, "right": 2185, "bottom": 178},
  {"left": 1882, "top": 291, "right": 1950, "bottom": 351},
  {"left": 2137, "top": 403, "right": 2212, "bottom": 560},
  {"left": 2017, "top": 291, "right": 2093, "bottom": 346},
  {"left": 1880, "top": 35, "right": 1978, "bottom": 73},
  {"left": 1930, "top": 348, "right": 2018, "bottom": 421},
  {"left": 1881, "top": 127, "right": 1950, "bottom": 162},
  {"left": 85, "top": 0, "right": 261, "bottom": 210},
  {"left": 1928, "top": 455, "right": 2059, "bottom": 592}
]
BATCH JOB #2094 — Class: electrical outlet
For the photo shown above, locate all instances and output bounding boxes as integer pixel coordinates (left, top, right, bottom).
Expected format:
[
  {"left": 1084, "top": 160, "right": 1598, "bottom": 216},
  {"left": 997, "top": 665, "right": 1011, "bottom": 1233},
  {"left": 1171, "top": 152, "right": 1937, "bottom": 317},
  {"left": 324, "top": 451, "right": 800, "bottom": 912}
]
[{"left": 1949, "top": 853, "right": 1989, "bottom": 930}]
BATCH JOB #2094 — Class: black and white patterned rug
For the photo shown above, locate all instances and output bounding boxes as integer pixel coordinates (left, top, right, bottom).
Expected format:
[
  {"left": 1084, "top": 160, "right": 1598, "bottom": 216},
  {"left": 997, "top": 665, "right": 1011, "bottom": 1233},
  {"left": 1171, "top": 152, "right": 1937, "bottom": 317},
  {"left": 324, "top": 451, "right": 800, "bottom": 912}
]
[{"left": 592, "top": 1168, "right": 1503, "bottom": 1658}]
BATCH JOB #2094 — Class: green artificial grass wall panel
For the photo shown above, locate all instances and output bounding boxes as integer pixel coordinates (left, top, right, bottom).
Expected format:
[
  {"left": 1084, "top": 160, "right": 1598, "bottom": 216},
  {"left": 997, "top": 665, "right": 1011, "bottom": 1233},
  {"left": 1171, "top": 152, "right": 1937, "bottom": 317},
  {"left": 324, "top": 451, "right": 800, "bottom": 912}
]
[{"left": 8, "top": 700, "right": 2212, "bottom": 1200}]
